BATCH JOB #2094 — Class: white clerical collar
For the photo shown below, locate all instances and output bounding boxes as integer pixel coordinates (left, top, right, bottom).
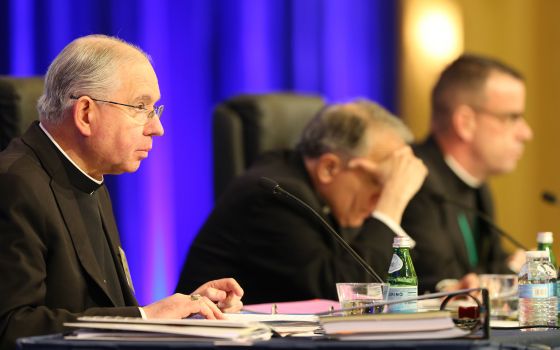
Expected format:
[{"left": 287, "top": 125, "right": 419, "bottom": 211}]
[
  {"left": 39, "top": 122, "right": 104, "bottom": 185},
  {"left": 444, "top": 154, "right": 482, "bottom": 188}
]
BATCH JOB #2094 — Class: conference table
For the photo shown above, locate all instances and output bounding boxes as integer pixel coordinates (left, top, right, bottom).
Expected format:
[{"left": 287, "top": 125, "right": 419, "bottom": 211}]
[
  {"left": 16, "top": 293, "right": 560, "bottom": 350},
  {"left": 17, "top": 328, "right": 560, "bottom": 350}
]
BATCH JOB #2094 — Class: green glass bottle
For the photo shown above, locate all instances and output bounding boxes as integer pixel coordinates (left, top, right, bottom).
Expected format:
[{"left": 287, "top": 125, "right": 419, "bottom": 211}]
[
  {"left": 537, "top": 232, "right": 557, "bottom": 269},
  {"left": 387, "top": 236, "right": 418, "bottom": 313},
  {"left": 537, "top": 231, "right": 559, "bottom": 322}
]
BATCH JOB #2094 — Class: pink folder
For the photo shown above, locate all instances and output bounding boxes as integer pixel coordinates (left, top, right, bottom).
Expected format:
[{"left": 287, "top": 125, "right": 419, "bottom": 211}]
[{"left": 243, "top": 299, "right": 340, "bottom": 314}]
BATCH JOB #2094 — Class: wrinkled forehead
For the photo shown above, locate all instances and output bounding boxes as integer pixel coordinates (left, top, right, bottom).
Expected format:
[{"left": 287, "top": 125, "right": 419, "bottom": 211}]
[{"left": 112, "top": 54, "right": 160, "bottom": 103}]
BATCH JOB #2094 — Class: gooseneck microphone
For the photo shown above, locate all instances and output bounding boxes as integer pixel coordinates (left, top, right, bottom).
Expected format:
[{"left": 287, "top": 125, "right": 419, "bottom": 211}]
[
  {"left": 431, "top": 192, "right": 528, "bottom": 250},
  {"left": 258, "top": 177, "right": 384, "bottom": 283}
]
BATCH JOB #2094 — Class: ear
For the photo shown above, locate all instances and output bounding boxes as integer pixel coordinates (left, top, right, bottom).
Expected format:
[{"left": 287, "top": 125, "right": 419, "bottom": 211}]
[
  {"left": 452, "top": 104, "right": 477, "bottom": 142},
  {"left": 315, "top": 153, "right": 343, "bottom": 184},
  {"left": 72, "top": 97, "right": 95, "bottom": 137}
]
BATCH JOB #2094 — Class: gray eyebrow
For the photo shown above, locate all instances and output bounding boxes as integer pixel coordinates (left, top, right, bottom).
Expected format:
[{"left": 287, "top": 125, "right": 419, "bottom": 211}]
[{"left": 133, "top": 95, "right": 156, "bottom": 103}]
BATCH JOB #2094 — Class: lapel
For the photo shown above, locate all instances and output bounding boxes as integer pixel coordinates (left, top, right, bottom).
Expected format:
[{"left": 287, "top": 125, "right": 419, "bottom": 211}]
[
  {"left": 97, "top": 187, "right": 138, "bottom": 305},
  {"left": 21, "top": 122, "right": 128, "bottom": 306},
  {"left": 478, "top": 185, "right": 494, "bottom": 218},
  {"left": 416, "top": 137, "right": 473, "bottom": 271},
  {"left": 475, "top": 184, "right": 495, "bottom": 267}
]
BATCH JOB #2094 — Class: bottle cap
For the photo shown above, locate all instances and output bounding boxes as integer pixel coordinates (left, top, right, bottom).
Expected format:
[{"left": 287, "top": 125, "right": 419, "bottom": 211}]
[
  {"left": 393, "top": 236, "right": 413, "bottom": 248},
  {"left": 537, "top": 231, "right": 554, "bottom": 244},
  {"left": 526, "top": 250, "right": 550, "bottom": 259}
]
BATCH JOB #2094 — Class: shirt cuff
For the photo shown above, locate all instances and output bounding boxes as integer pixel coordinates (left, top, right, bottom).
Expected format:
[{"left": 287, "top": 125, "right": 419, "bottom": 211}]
[
  {"left": 371, "top": 210, "right": 416, "bottom": 248},
  {"left": 138, "top": 307, "right": 147, "bottom": 319},
  {"left": 435, "top": 279, "right": 459, "bottom": 292}
]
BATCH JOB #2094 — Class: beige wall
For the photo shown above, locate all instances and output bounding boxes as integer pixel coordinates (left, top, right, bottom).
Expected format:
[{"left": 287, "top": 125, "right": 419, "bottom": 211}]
[{"left": 399, "top": 0, "right": 560, "bottom": 258}]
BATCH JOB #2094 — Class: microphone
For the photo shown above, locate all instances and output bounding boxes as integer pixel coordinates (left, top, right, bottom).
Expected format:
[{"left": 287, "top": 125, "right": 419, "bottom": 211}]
[
  {"left": 542, "top": 191, "right": 557, "bottom": 205},
  {"left": 258, "top": 177, "right": 384, "bottom": 283},
  {"left": 431, "top": 192, "right": 527, "bottom": 250}
]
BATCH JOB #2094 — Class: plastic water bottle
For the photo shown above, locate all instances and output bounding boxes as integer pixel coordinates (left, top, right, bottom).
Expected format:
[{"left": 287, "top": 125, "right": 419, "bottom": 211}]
[
  {"left": 536, "top": 231, "right": 559, "bottom": 323},
  {"left": 387, "top": 236, "right": 417, "bottom": 313},
  {"left": 518, "top": 250, "right": 558, "bottom": 328}
]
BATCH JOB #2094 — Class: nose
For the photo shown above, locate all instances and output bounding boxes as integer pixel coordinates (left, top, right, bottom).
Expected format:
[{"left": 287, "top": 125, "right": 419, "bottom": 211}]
[
  {"left": 145, "top": 115, "right": 165, "bottom": 137},
  {"left": 516, "top": 118, "right": 533, "bottom": 142}
]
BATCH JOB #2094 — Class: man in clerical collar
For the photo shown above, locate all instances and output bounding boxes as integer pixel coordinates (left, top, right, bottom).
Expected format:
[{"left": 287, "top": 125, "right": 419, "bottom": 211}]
[
  {"left": 0, "top": 34, "right": 243, "bottom": 350},
  {"left": 176, "top": 99, "right": 427, "bottom": 304},
  {"left": 401, "top": 54, "right": 533, "bottom": 293}
]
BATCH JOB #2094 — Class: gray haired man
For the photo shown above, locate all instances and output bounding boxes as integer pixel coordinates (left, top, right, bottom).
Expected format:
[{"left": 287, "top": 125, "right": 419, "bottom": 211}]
[
  {"left": 0, "top": 34, "right": 243, "bottom": 349},
  {"left": 176, "top": 99, "right": 427, "bottom": 304}
]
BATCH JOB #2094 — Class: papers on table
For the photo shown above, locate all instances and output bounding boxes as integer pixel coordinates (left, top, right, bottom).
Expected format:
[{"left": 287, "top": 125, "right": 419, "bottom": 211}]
[
  {"left": 417, "top": 297, "right": 478, "bottom": 311},
  {"left": 489, "top": 319, "right": 518, "bottom": 328},
  {"left": 225, "top": 313, "right": 318, "bottom": 323},
  {"left": 243, "top": 299, "right": 339, "bottom": 314},
  {"left": 329, "top": 327, "right": 469, "bottom": 341},
  {"left": 63, "top": 296, "right": 478, "bottom": 342},
  {"left": 319, "top": 310, "right": 470, "bottom": 340},
  {"left": 225, "top": 313, "right": 320, "bottom": 337},
  {"left": 64, "top": 316, "right": 273, "bottom": 343},
  {"left": 237, "top": 299, "right": 339, "bottom": 337}
]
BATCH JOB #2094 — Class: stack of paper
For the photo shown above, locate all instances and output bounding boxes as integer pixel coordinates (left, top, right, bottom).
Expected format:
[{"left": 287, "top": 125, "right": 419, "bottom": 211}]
[
  {"left": 63, "top": 316, "right": 273, "bottom": 343},
  {"left": 319, "top": 310, "right": 470, "bottom": 340},
  {"left": 238, "top": 299, "right": 337, "bottom": 337},
  {"left": 226, "top": 313, "right": 320, "bottom": 337}
]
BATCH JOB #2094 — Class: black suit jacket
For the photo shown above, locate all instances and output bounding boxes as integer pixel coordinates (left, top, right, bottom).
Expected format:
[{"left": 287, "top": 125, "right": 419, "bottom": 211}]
[
  {"left": 401, "top": 137, "right": 511, "bottom": 293},
  {"left": 176, "top": 150, "right": 395, "bottom": 304},
  {"left": 0, "top": 123, "right": 140, "bottom": 349}
]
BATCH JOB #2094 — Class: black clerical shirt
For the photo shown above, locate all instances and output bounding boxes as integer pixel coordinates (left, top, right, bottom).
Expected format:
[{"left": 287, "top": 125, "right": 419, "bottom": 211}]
[{"left": 46, "top": 128, "right": 126, "bottom": 307}]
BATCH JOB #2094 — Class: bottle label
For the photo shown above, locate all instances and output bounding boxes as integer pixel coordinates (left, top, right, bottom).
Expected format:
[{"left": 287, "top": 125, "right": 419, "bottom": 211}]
[
  {"left": 557, "top": 282, "right": 560, "bottom": 312},
  {"left": 519, "top": 283, "right": 556, "bottom": 298},
  {"left": 387, "top": 286, "right": 418, "bottom": 313},
  {"left": 388, "top": 254, "right": 403, "bottom": 273}
]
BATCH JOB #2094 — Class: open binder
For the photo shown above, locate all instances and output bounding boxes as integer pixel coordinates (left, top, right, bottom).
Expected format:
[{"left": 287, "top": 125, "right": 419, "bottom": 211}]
[{"left": 317, "top": 288, "right": 490, "bottom": 340}]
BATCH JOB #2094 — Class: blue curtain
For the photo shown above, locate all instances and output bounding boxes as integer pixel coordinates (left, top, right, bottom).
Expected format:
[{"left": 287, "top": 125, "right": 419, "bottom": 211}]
[{"left": 1, "top": 0, "right": 398, "bottom": 305}]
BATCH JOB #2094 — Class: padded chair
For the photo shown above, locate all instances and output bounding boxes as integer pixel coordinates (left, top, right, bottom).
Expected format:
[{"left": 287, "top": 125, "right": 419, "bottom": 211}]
[
  {"left": 213, "top": 93, "right": 325, "bottom": 200},
  {"left": 0, "top": 76, "right": 44, "bottom": 151}
]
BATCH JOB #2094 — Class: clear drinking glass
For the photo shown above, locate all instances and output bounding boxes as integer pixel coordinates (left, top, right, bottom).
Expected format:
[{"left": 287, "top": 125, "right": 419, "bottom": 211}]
[
  {"left": 336, "top": 282, "right": 389, "bottom": 315},
  {"left": 479, "top": 274, "right": 518, "bottom": 320}
]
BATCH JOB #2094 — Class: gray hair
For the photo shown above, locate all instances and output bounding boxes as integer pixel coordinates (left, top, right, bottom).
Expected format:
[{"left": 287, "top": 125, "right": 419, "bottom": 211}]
[
  {"left": 297, "top": 99, "right": 413, "bottom": 159},
  {"left": 37, "top": 34, "right": 150, "bottom": 124}
]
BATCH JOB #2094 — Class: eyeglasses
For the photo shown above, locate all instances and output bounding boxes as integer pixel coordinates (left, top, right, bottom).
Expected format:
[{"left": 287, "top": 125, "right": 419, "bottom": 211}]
[
  {"left": 471, "top": 106, "right": 524, "bottom": 125},
  {"left": 70, "top": 95, "right": 164, "bottom": 124}
]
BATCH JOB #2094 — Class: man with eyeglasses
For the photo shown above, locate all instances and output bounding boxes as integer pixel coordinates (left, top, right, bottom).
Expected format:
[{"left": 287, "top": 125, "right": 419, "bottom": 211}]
[
  {"left": 0, "top": 35, "right": 243, "bottom": 349},
  {"left": 401, "top": 54, "right": 533, "bottom": 294}
]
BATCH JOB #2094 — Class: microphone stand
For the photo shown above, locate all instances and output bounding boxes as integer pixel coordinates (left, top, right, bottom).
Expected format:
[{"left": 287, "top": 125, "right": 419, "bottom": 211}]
[
  {"left": 259, "top": 177, "right": 385, "bottom": 283},
  {"left": 432, "top": 193, "right": 527, "bottom": 250}
]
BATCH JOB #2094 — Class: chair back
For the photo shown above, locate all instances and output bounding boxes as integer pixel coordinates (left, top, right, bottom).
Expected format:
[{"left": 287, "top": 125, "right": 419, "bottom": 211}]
[
  {"left": 0, "top": 76, "right": 44, "bottom": 150},
  {"left": 213, "top": 93, "right": 325, "bottom": 199}
]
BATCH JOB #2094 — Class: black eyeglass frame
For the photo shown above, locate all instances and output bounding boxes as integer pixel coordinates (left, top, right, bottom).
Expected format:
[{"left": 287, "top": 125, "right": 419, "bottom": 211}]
[
  {"left": 69, "top": 95, "right": 164, "bottom": 121},
  {"left": 470, "top": 105, "right": 525, "bottom": 124}
]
